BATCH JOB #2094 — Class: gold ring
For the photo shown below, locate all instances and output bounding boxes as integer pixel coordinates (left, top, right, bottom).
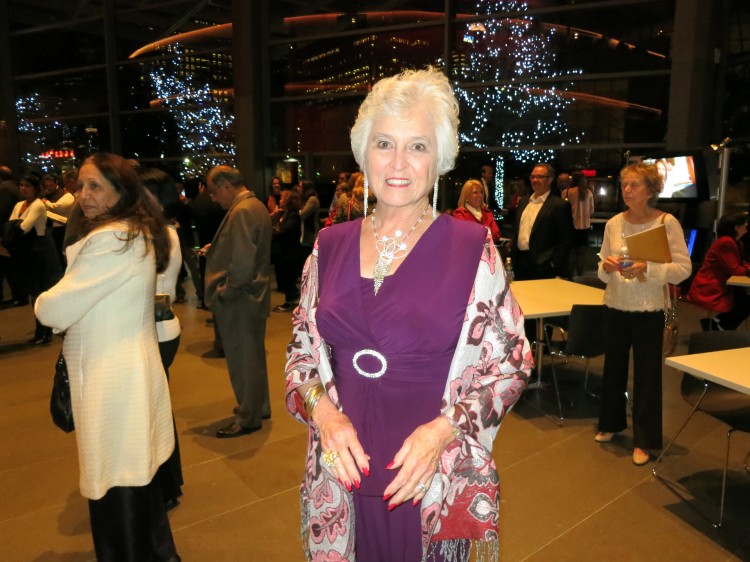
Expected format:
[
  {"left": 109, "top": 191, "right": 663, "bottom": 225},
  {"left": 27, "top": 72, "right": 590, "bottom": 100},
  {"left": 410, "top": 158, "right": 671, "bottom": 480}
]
[{"left": 322, "top": 449, "right": 339, "bottom": 468}]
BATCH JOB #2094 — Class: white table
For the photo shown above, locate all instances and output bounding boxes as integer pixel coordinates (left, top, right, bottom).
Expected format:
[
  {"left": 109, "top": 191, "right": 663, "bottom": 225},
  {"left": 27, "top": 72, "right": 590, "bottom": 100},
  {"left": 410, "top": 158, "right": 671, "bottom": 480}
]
[
  {"left": 727, "top": 276, "right": 750, "bottom": 289},
  {"left": 665, "top": 347, "right": 750, "bottom": 395},
  {"left": 509, "top": 279, "right": 605, "bottom": 423},
  {"left": 510, "top": 278, "right": 605, "bottom": 379},
  {"left": 656, "top": 346, "right": 750, "bottom": 526}
]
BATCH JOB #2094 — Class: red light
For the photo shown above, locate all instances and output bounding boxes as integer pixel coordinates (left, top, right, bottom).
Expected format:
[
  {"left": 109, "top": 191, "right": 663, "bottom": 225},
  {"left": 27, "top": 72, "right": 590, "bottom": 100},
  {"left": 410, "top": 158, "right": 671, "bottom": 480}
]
[{"left": 582, "top": 169, "right": 597, "bottom": 177}]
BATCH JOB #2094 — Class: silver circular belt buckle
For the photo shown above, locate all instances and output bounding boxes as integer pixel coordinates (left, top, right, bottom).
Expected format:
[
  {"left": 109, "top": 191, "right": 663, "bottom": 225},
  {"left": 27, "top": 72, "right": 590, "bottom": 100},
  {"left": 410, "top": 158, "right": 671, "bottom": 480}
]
[{"left": 352, "top": 349, "right": 387, "bottom": 379}]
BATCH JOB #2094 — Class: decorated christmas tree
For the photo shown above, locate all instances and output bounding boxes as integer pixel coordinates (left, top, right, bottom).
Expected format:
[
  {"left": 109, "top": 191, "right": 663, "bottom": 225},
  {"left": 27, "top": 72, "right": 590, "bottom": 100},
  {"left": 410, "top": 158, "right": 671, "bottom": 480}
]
[
  {"left": 149, "top": 48, "right": 236, "bottom": 177},
  {"left": 455, "top": 0, "right": 581, "bottom": 209}
]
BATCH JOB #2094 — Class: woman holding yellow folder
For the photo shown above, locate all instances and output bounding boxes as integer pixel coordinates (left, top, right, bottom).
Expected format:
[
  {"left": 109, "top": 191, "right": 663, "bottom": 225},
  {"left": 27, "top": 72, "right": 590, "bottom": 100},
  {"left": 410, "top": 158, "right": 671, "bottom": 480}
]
[{"left": 594, "top": 162, "right": 691, "bottom": 466}]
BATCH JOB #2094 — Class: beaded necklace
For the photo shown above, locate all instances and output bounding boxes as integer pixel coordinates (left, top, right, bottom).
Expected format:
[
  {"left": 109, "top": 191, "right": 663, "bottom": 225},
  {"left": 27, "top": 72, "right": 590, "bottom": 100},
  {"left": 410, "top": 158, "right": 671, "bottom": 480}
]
[{"left": 370, "top": 205, "right": 430, "bottom": 295}]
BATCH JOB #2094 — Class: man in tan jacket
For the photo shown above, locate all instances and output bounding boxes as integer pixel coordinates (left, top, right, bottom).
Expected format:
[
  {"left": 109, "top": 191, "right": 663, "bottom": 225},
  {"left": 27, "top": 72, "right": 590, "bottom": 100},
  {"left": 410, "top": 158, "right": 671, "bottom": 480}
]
[{"left": 204, "top": 165, "right": 272, "bottom": 438}]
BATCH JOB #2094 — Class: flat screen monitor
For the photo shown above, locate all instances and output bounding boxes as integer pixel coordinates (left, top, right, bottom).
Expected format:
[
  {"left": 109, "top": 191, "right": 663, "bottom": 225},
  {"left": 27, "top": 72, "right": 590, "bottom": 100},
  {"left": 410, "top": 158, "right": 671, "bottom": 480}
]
[{"left": 632, "top": 152, "right": 708, "bottom": 200}]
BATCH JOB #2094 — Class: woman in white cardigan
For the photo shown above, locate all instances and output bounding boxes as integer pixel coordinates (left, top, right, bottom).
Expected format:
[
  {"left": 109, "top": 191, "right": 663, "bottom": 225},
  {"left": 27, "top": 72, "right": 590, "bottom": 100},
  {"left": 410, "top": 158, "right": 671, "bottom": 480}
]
[{"left": 35, "top": 153, "right": 180, "bottom": 562}]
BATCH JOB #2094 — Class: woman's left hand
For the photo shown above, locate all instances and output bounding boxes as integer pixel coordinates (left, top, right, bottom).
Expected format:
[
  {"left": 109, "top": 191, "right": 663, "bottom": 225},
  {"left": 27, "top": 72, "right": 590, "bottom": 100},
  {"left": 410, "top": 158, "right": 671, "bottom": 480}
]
[
  {"left": 620, "top": 259, "right": 647, "bottom": 280},
  {"left": 383, "top": 416, "right": 455, "bottom": 509}
]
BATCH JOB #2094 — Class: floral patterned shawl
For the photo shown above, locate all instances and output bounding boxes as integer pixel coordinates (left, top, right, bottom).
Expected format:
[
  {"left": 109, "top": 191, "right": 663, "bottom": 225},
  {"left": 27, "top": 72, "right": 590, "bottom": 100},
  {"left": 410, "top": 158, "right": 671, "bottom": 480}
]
[{"left": 285, "top": 227, "right": 532, "bottom": 562}]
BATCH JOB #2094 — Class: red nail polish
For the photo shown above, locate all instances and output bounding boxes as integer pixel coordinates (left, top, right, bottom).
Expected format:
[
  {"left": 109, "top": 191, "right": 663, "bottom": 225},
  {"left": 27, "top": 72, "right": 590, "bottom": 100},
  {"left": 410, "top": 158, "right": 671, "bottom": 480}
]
[
  {"left": 362, "top": 467, "right": 370, "bottom": 477},
  {"left": 383, "top": 493, "right": 391, "bottom": 501},
  {"left": 345, "top": 481, "right": 352, "bottom": 492},
  {"left": 385, "top": 461, "right": 394, "bottom": 470},
  {"left": 354, "top": 479, "right": 360, "bottom": 489},
  {"left": 388, "top": 504, "right": 396, "bottom": 512},
  {"left": 413, "top": 498, "right": 420, "bottom": 506}
]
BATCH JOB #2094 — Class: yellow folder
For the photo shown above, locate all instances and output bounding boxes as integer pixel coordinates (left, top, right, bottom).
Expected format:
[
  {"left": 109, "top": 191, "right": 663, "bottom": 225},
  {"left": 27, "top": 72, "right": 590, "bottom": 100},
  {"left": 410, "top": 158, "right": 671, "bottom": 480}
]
[{"left": 625, "top": 224, "right": 672, "bottom": 263}]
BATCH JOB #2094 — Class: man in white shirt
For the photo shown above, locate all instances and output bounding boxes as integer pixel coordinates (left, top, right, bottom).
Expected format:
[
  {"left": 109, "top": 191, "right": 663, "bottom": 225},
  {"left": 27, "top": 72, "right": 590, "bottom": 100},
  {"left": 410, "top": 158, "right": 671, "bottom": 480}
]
[{"left": 511, "top": 163, "right": 574, "bottom": 280}]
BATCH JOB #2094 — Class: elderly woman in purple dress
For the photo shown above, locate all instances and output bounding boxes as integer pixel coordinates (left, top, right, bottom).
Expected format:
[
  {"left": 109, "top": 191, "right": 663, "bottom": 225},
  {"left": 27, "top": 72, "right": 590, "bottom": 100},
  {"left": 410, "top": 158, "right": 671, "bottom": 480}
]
[{"left": 285, "top": 67, "right": 532, "bottom": 562}]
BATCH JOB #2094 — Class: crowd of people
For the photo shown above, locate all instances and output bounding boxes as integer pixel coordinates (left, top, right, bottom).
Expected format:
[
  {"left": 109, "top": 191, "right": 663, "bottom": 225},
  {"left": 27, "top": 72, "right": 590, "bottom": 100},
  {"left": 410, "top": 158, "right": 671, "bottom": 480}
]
[{"left": 1, "top": 66, "right": 749, "bottom": 562}]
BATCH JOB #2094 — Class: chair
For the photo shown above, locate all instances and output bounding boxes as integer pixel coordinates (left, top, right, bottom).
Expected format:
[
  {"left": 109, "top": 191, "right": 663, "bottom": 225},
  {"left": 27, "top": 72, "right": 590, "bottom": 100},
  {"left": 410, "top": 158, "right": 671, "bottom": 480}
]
[
  {"left": 541, "top": 304, "right": 606, "bottom": 423},
  {"left": 653, "top": 330, "right": 750, "bottom": 527}
]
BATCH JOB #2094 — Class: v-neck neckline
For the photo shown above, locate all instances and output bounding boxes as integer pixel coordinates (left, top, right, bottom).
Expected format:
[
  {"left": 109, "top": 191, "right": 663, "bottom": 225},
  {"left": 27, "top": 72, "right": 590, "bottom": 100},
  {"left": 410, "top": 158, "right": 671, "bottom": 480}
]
[{"left": 359, "top": 213, "right": 443, "bottom": 283}]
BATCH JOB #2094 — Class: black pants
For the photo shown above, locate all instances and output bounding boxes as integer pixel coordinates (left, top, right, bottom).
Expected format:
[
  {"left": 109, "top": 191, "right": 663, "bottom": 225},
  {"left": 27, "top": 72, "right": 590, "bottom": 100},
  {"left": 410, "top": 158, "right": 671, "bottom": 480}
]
[
  {"left": 598, "top": 307, "right": 664, "bottom": 450},
  {"left": 156, "top": 337, "right": 183, "bottom": 505},
  {"left": 88, "top": 476, "right": 179, "bottom": 562},
  {"left": 276, "top": 255, "right": 300, "bottom": 302}
]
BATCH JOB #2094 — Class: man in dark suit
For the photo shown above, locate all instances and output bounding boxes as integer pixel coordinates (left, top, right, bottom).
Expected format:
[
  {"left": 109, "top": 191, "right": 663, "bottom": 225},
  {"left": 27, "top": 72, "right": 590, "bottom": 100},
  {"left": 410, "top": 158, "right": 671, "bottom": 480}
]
[
  {"left": 204, "top": 166, "right": 272, "bottom": 438},
  {"left": 189, "top": 177, "right": 225, "bottom": 309},
  {"left": 511, "top": 163, "right": 574, "bottom": 280}
]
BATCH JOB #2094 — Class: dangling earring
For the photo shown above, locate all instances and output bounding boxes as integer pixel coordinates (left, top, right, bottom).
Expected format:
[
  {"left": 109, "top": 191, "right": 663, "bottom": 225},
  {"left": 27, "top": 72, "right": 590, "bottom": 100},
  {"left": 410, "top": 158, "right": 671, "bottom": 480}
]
[
  {"left": 363, "top": 175, "right": 369, "bottom": 217},
  {"left": 432, "top": 177, "right": 439, "bottom": 219}
]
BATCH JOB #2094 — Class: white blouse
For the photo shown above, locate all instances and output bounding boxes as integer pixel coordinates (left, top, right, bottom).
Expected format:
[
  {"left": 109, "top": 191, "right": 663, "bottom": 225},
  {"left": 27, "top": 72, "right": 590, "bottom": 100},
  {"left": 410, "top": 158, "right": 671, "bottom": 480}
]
[
  {"left": 597, "top": 212, "right": 691, "bottom": 312},
  {"left": 155, "top": 225, "right": 182, "bottom": 342},
  {"left": 10, "top": 198, "right": 47, "bottom": 236}
]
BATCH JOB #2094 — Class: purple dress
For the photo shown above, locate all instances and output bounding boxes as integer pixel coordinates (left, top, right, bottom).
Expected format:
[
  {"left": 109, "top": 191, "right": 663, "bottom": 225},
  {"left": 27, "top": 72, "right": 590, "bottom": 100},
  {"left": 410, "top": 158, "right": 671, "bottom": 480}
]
[{"left": 316, "top": 215, "right": 486, "bottom": 561}]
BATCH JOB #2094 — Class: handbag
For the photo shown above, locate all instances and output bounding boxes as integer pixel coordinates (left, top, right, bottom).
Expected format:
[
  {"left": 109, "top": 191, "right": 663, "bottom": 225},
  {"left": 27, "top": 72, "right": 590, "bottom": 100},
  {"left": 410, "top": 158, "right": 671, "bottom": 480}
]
[
  {"left": 663, "top": 284, "right": 679, "bottom": 357},
  {"left": 2, "top": 219, "right": 35, "bottom": 253},
  {"left": 155, "top": 293, "right": 175, "bottom": 322},
  {"left": 50, "top": 350, "right": 74, "bottom": 433}
]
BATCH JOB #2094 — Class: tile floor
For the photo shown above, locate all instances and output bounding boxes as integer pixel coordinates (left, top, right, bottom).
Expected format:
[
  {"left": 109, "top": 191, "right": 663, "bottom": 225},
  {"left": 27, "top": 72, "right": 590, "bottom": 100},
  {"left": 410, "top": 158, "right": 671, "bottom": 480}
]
[{"left": 1, "top": 278, "right": 749, "bottom": 561}]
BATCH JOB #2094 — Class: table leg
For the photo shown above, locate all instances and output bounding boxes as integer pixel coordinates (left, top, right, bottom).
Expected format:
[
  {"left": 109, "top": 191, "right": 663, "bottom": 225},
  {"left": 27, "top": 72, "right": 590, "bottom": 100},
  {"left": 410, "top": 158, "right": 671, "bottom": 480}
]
[{"left": 526, "top": 318, "right": 545, "bottom": 390}]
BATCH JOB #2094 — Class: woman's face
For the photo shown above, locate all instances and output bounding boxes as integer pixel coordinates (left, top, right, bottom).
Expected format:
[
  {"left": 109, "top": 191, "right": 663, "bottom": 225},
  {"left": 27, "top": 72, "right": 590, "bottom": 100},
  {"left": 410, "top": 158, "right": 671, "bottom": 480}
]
[
  {"left": 735, "top": 220, "right": 748, "bottom": 239},
  {"left": 19, "top": 180, "right": 38, "bottom": 202},
  {"left": 77, "top": 163, "right": 122, "bottom": 219},
  {"left": 364, "top": 107, "right": 437, "bottom": 213},
  {"left": 271, "top": 178, "right": 281, "bottom": 194},
  {"left": 466, "top": 185, "right": 484, "bottom": 209},
  {"left": 620, "top": 172, "right": 652, "bottom": 211}
]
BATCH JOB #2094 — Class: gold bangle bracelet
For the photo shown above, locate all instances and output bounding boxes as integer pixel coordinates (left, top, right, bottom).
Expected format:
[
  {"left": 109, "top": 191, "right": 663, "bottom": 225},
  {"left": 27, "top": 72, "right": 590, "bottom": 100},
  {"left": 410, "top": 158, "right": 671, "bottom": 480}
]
[
  {"left": 303, "top": 384, "right": 324, "bottom": 415},
  {"left": 307, "top": 390, "right": 324, "bottom": 415},
  {"left": 302, "top": 384, "right": 320, "bottom": 406}
]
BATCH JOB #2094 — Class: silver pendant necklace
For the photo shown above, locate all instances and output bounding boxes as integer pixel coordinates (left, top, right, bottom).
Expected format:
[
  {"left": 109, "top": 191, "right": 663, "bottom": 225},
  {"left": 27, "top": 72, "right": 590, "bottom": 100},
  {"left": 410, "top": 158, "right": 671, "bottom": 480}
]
[{"left": 371, "top": 205, "right": 430, "bottom": 295}]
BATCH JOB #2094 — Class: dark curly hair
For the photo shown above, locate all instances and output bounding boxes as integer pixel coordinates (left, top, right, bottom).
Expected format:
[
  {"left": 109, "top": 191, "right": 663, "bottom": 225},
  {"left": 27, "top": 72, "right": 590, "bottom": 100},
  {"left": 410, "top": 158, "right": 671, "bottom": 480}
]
[
  {"left": 79, "top": 153, "right": 170, "bottom": 273},
  {"left": 717, "top": 212, "right": 748, "bottom": 238}
]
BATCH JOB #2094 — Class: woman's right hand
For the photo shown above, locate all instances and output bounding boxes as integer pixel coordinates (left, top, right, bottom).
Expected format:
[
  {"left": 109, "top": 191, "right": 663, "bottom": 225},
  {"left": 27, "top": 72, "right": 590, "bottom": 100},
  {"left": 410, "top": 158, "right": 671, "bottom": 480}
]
[
  {"left": 602, "top": 255, "right": 620, "bottom": 273},
  {"left": 312, "top": 398, "right": 370, "bottom": 490}
]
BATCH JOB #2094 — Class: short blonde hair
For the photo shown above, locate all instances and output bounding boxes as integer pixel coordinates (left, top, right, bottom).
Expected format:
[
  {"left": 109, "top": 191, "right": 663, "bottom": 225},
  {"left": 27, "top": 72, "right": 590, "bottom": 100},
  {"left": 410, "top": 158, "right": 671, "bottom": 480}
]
[
  {"left": 350, "top": 66, "right": 460, "bottom": 177},
  {"left": 458, "top": 179, "right": 484, "bottom": 208},
  {"left": 620, "top": 162, "right": 663, "bottom": 204}
]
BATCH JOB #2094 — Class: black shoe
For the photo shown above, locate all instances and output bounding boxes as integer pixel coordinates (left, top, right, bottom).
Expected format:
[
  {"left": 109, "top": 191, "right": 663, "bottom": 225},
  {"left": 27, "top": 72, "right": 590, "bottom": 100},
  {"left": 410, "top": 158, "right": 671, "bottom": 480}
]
[
  {"left": 273, "top": 302, "right": 294, "bottom": 313},
  {"left": 216, "top": 421, "right": 261, "bottom": 438},
  {"left": 25, "top": 335, "right": 51, "bottom": 345}
]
